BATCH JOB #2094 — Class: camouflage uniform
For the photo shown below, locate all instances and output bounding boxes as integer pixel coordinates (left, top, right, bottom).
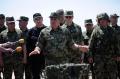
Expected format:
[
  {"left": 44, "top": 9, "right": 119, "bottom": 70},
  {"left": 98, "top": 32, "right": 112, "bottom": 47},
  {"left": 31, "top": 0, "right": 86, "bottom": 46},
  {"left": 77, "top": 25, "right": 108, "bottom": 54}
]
[
  {"left": 0, "top": 17, "right": 24, "bottom": 79},
  {"left": 37, "top": 26, "right": 74, "bottom": 79},
  {"left": 36, "top": 12, "right": 73, "bottom": 79},
  {"left": 110, "top": 13, "right": 120, "bottom": 79},
  {"left": 83, "top": 19, "right": 94, "bottom": 79},
  {"left": 89, "top": 13, "right": 119, "bottom": 79},
  {"left": 36, "top": 12, "right": 84, "bottom": 79},
  {"left": 64, "top": 11, "right": 84, "bottom": 79},
  {"left": 17, "top": 16, "right": 32, "bottom": 79},
  {"left": 0, "top": 14, "right": 6, "bottom": 79},
  {"left": 0, "top": 14, "right": 6, "bottom": 33},
  {"left": 0, "top": 25, "right": 6, "bottom": 33}
]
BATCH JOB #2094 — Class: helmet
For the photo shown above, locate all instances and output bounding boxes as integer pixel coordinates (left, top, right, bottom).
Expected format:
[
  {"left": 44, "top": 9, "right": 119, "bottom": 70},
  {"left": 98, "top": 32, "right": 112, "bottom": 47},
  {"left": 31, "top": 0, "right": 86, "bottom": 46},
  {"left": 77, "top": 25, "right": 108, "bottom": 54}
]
[{"left": 97, "top": 13, "right": 109, "bottom": 21}]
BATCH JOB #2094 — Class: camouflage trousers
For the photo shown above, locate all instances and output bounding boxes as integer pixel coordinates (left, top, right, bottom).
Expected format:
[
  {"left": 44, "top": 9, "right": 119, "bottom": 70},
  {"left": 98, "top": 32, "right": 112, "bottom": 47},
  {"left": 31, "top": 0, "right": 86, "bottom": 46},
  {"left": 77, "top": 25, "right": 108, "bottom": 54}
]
[
  {"left": 93, "top": 57, "right": 118, "bottom": 79},
  {"left": 3, "top": 53, "right": 24, "bottom": 79},
  {"left": 44, "top": 63, "right": 89, "bottom": 79},
  {"left": 3, "top": 61, "right": 24, "bottom": 79}
]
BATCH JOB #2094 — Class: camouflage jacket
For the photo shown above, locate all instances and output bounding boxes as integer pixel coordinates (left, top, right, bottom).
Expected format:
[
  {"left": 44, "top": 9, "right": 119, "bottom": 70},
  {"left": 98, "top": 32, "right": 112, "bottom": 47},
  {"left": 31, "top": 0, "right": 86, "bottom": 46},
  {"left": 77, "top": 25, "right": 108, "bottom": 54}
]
[
  {"left": 36, "top": 26, "right": 74, "bottom": 65},
  {"left": 83, "top": 30, "right": 93, "bottom": 45},
  {"left": 63, "top": 23, "right": 83, "bottom": 63},
  {"left": 0, "top": 25, "right": 6, "bottom": 33},
  {"left": 89, "top": 25, "right": 120, "bottom": 59},
  {"left": 64, "top": 22, "right": 83, "bottom": 44},
  {"left": 111, "top": 24, "right": 120, "bottom": 43},
  {"left": 0, "top": 29, "right": 23, "bottom": 59}
]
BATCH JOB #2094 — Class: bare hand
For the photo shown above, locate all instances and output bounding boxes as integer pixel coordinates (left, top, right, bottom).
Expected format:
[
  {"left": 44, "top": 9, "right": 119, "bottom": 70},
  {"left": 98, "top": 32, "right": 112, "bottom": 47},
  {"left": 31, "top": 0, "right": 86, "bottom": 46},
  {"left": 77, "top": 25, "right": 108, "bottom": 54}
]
[
  {"left": 6, "top": 48, "right": 14, "bottom": 53},
  {"left": 29, "top": 50, "right": 40, "bottom": 56},
  {"left": 79, "top": 45, "right": 89, "bottom": 53},
  {"left": 88, "top": 57, "right": 93, "bottom": 63}
]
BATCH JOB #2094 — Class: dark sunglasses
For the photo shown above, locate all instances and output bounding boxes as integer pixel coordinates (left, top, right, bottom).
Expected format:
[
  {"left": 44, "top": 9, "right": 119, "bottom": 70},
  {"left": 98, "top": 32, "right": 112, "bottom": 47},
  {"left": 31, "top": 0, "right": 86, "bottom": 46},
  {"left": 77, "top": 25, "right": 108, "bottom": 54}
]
[{"left": 65, "top": 16, "right": 72, "bottom": 19}]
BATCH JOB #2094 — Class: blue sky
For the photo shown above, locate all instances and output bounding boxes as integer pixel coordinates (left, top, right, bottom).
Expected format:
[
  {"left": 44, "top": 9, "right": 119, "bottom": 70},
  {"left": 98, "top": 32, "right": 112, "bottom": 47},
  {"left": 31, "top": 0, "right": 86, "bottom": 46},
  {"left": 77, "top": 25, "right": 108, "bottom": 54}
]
[{"left": 0, "top": 0, "right": 120, "bottom": 31}]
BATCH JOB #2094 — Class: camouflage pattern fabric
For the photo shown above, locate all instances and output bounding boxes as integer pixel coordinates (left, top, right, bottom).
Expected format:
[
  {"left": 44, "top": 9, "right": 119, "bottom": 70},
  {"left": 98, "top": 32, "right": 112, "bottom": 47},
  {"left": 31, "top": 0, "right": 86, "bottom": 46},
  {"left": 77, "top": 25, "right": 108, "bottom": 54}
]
[
  {"left": 36, "top": 26, "right": 74, "bottom": 66},
  {"left": 44, "top": 63, "right": 89, "bottom": 79},
  {"left": 89, "top": 25, "right": 120, "bottom": 79},
  {"left": 0, "top": 29, "right": 24, "bottom": 79},
  {"left": 64, "top": 23, "right": 83, "bottom": 63},
  {"left": 111, "top": 24, "right": 120, "bottom": 79}
]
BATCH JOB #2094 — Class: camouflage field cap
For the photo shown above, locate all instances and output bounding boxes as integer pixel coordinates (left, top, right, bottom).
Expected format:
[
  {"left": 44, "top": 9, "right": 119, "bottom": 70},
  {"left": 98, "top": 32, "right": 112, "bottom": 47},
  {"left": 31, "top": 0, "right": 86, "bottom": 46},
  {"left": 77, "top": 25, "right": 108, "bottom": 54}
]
[
  {"left": 0, "top": 14, "right": 5, "bottom": 19},
  {"left": 49, "top": 12, "right": 59, "bottom": 19},
  {"left": 56, "top": 9, "right": 64, "bottom": 16},
  {"left": 84, "top": 19, "right": 93, "bottom": 24},
  {"left": 97, "top": 13, "right": 109, "bottom": 21},
  {"left": 33, "top": 13, "right": 42, "bottom": 19},
  {"left": 17, "top": 16, "right": 29, "bottom": 21},
  {"left": 65, "top": 11, "right": 73, "bottom": 16},
  {"left": 110, "top": 13, "right": 119, "bottom": 18},
  {"left": 6, "top": 17, "right": 15, "bottom": 23}
]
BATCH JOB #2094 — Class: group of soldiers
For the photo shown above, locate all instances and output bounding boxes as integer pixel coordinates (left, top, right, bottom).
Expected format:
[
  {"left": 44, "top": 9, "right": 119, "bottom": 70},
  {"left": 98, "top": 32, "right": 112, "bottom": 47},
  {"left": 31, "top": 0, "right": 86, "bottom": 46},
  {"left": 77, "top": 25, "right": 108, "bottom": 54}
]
[{"left": 0, "top": 9, "right": 120, "bottom": 79}]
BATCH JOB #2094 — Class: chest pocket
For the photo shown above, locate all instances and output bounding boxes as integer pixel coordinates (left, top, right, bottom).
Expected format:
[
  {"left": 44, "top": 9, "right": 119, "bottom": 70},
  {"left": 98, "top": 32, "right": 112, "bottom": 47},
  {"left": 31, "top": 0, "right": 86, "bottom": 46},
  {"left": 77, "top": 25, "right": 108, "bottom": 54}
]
[
  {"left": 69, "top": 27, "right": 78, "bottom": 38},
  {"left": 45, "top": 31, "right": 66, "bottom": 50},
  {"left": 7, "top": 32, "right": 20, "bottom": 42}
]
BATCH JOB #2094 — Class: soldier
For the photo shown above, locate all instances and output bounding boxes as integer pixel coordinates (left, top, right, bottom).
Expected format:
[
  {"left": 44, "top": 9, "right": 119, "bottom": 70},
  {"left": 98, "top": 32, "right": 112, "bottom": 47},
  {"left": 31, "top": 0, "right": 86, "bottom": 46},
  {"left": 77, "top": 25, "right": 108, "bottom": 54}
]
[
  {"left": 29, "top": 12, "right": 89, "bottom": 79},
  {"left": 0, "top": 17, "right": 25, "bottom": 79},
  {"left": 26, "top": 13, "right": 46, "bottom": 79},
  {"left": 0, "top": 14, "right": 6, "bottom": 33},
  {"left": 63, "top": 10, "right": 85, "bottom": 78},
  {"left": 0, "top": 14, "right": 6, "bottom": 79},
  {"left": 83, "top": 19, "right": 93, "bottom": 45},
  {"left": 83, "top": 19, "right": 94, "bottom": 79},
  {"left": 88, "top": 13, "right": 120, "bottom": 79},
  {"left": 110, "top": 13, "right": 120, "bottom": 79},
  {"left": 56, "top": 9, "right": 65, "bottom": 26},
  {"left": 17, "top": 16, "right": 32, "bottom": 79}
]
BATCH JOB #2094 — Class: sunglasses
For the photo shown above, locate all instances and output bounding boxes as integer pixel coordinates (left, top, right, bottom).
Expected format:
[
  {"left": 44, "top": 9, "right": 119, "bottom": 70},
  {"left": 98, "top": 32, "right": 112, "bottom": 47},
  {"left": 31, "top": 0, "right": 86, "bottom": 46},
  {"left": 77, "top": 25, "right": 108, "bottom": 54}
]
[{"left": 65, "top": 16, "right": 72, "bottom": 19}]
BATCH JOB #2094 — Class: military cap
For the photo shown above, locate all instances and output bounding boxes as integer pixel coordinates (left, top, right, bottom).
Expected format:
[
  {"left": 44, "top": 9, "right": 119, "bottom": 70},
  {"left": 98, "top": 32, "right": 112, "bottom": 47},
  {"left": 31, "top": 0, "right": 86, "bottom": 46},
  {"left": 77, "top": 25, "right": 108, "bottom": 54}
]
[
  {"left": 84, "top": 19, "right": 93, "bottom": 24},
  {"left": 0, "top": 14, "right": 5, "bottom": 19},
  {"left": 6, "top": 17, "right": 15, "bottom": 23},
  {"left": 33, "top": 13, "right": 42, "bottom": 19},
  {"left": 56, "top": 9, "right": 64, "bottom": 16},
  {"left": 49, "top": 12, "right": 59, "bottom": 19},
  {"left": 97, "top": 13, "right": 109, "bottom": 21},
  {"left": 65, "top": 11, "right": 73, "bottom": 16},
  {"left": 110, "top": 13, "right": 119, "bottom": 18},
  {"left": 17, "top": 16, "right": 29, "bottom": 21}
]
